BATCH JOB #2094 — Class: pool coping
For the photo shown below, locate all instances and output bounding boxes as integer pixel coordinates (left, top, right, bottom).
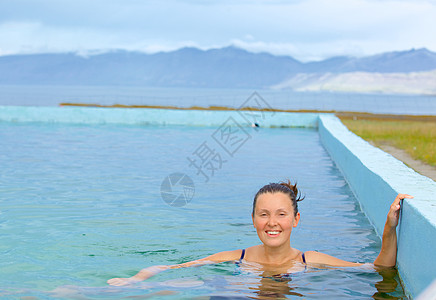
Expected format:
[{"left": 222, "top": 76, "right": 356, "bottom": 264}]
[{"left": 318, "top": 114, "right": 436, "bottom": 299}]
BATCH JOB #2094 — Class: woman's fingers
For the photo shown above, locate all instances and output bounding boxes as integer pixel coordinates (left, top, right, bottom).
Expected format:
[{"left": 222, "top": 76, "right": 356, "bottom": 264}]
[
  {"left": 391, "top": 194, "right": 413, "bottom": 209},
  {"left": 107, "top": 278, "right": 132, "bottom": 286},
  {"left": 395, "top": 193, "right": 413, "bottom": 202},
  {"left": 387, "top": 194, "right": 413, "bottom": 227},
  {"left": 107, "top": 278, "right": 121, "bottom": 286}
]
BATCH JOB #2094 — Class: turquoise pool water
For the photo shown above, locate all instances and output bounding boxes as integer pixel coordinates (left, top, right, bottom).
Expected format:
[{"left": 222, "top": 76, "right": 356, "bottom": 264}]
[{"left": 0, "top": 121, "right": 406, "bottom": 299}]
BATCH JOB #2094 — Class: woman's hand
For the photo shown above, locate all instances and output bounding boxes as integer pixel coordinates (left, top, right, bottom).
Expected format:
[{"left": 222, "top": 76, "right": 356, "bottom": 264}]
[
  {"left": 107, "top": 277, "right": 140, "bottom": 286},
  {"left": 374, "top": 193, "right": 413, "bottom": 267},
  {"left": 107, "top": 265, "right": 168, "bottom": 286},
  {"left": 386, "top": 193, "right": 413, "bottom": 229}
]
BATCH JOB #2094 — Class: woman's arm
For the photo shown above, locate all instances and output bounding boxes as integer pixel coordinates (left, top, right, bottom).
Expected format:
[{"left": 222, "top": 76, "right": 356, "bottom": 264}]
[
  {"left": 303, "top": 251, "right": 364, "bottom": 267},
  {"left": 374, "top": 193, "right": 413, "bottom": 267},
  {"left": 304, "top": 193, "right": 412, "bottom": 268},
  {"left": 107, "top": 250, "right": 242, "bottom": 286}
]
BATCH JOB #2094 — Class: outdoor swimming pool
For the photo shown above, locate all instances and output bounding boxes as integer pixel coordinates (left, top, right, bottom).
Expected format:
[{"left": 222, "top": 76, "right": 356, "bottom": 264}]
[{"left": 0, "top": 120, "right": 406, "bottom": 299}]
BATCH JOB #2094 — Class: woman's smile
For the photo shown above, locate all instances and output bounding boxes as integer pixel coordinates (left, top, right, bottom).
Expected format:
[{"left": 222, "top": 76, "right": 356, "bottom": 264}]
[{"left": 265, "top": 230, "right": 281, "bottom": 237}]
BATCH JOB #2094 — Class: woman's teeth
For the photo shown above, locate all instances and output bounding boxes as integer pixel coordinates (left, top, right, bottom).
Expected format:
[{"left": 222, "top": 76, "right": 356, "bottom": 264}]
[{"left": 267, "top": 231, "right": 280, "bottom": 235}]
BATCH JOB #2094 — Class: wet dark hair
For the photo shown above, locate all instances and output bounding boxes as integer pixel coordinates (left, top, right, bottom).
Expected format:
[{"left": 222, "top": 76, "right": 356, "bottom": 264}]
[{"left": 252, "top": 180, "right": 304, "bottom": 217}]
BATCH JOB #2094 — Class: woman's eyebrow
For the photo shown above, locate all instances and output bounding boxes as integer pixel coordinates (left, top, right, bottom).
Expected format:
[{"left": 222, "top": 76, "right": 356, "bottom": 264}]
[{"left": 257, "top": 208, "right": 289, "bottom": 212}]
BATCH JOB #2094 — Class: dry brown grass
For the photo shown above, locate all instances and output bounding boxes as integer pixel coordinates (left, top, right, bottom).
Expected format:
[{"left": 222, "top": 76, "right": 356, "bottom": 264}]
[{"left": 339, "top": 116, "right": 436, "bottom": 167}]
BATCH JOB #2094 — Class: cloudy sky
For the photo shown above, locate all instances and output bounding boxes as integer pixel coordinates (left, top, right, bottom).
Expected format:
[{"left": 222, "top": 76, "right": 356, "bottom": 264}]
[{"left": 1, "top": 0, "right": 435, "bottom": 61}]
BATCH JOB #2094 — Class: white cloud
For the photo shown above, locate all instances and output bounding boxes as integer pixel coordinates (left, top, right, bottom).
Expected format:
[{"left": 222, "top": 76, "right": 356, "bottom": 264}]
[
  {"left": 0, "top": 0, "right": 435, "bottom": 60},
  {"left": 230, "top": 39, "right": 299, "bottom": 56}
]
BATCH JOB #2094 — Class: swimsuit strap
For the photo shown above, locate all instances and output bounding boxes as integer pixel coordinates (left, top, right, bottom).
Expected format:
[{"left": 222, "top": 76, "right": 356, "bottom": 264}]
[
  {"left": 234, "top": 249, "right": 245, "bottom": 268},
  {"left": 240, "top": 249, "right": 303, "bottom": 263},
  {"left": 239, "top": 249, "right": 305, "bottom": 265},
  {"left": 240, "top": 249, "right": 246, "bottom": 261}
]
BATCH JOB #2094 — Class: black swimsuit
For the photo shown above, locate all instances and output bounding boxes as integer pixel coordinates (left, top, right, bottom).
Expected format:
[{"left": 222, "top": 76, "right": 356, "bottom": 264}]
[
  {"left": 239, "top": 248, "right": 246, "bottom": 262},
  {"left": 239, "top": 249, "right": 306, "bottom": 264},
  {"left": 238, "top": 249, "right": 306, "bottom": 281}
]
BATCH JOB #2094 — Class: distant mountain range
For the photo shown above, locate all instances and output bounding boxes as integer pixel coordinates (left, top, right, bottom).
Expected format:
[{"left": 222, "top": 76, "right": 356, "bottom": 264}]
[{"left": 1, "top": 47, "right": 436, "bottom": 94}]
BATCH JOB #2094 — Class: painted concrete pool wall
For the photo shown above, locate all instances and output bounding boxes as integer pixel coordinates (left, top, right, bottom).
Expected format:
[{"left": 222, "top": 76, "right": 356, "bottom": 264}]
[
  {"left": 318, "top": 114, "right": 436, "bottom": 299},
  {"left": 0, "top": 106, "right": 319, "bottom": 128}
]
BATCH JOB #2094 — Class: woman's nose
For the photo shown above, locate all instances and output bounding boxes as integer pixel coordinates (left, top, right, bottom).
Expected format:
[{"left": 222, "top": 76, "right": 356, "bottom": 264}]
[{"left": 267, "top": 216, "right": 278, "bottom": 226}]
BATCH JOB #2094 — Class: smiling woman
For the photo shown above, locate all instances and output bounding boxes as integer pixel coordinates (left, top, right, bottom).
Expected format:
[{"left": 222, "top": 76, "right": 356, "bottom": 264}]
[{"left": 107, "top": 180, "right": 413, "bottom": 286}]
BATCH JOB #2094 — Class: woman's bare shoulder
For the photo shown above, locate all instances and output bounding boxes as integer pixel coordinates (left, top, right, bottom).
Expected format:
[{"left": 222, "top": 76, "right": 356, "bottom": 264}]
[
  {"left": 201, "top": 249, "right": 243, "bottom": 262},
  {"left": 304, "top": 251, "right": 363, "bottom": 267},
  {"left": 202, "top": 245, "right": 263, "bottom": 263}
]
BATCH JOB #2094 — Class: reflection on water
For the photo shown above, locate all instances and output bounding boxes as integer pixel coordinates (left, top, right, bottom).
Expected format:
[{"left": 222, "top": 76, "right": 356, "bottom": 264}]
[
  {"left": 229, "top": 261, "right": 405, "bottom": 299},
  {"left": 1, "top": 263, "right": 405, "bottom": 299},
  {"left": 372, "top": 267, "right": 403, "bottom": 300}
]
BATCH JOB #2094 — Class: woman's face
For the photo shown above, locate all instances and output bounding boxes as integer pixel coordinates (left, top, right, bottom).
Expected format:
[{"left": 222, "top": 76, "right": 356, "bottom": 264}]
[{"left": 252, "top": 192, "right": 300, "bottom": 248}]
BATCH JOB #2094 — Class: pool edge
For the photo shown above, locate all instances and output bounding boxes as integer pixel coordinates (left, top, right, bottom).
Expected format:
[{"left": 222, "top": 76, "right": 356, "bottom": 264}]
[{"left": 318, "top": 114, "right": 436, "bottom": 299}]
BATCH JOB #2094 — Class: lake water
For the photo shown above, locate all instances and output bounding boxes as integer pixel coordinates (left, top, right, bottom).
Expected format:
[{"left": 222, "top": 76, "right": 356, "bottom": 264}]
[
  {"left": 0, "top": 84, "right": 435, "bottom": 115},
  {"left": 0, "top": 120, "right": 406, "bottom": 299}
]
